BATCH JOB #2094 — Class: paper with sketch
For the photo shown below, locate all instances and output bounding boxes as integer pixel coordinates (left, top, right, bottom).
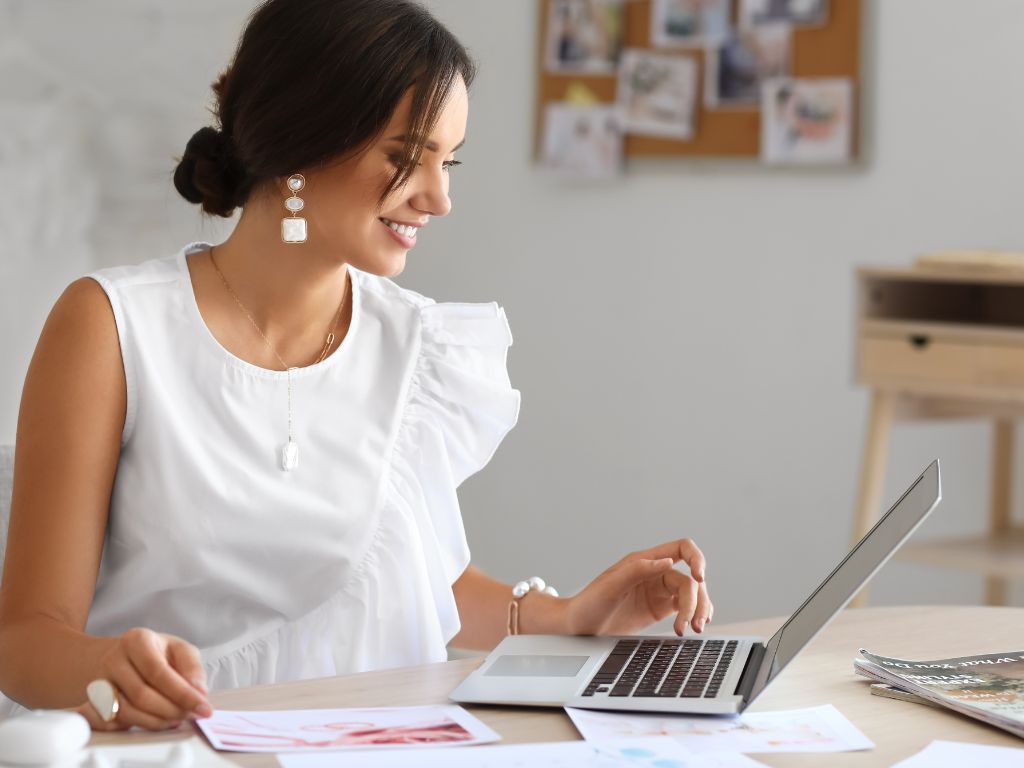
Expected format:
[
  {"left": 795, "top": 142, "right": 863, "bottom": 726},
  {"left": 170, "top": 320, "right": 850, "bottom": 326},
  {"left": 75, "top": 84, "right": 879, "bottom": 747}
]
[
  {"left": 891, "top": 739, "right": 1024, "bottom": 767},
  {"left": 196, "top": 705, "right": 499, "bottom": 753},
  {"left": 565, "top": 704, "right": 873, "bottom": 754},
  {"left": 277, "top": 736, "right": 767, "bottom": 768}
]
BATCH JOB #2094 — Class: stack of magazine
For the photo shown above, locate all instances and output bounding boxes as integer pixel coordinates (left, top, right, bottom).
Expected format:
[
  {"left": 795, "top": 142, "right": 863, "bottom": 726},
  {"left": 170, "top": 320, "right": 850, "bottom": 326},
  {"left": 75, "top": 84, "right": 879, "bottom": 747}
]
[{"left": 855, "top": 649, "right": 1024, "bottom": 739}]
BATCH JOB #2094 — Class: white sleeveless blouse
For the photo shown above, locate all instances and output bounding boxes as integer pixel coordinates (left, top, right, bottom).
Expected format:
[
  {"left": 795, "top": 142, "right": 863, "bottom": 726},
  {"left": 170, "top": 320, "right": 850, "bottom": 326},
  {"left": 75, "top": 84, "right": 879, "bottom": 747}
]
[{"left": 0, "top": 241, "right": 519, "bottom": 713}]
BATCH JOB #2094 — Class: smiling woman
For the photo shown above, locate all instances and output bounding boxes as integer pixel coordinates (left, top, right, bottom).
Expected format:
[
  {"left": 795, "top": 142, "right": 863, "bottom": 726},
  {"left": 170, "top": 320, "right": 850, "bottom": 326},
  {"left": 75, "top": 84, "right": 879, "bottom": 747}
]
[{"left": 0, "top": 0, "right": 711, "bottom": 732}]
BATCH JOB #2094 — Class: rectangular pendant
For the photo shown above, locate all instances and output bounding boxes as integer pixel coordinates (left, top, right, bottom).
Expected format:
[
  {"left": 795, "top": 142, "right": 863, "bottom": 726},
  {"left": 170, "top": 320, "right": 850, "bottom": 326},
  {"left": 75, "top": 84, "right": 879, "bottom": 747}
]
[
  {"left": 281, "top": 440, "right": 299, "bottom": 471},
  {"left": 282, "top": 217, "right": 307, "bottom": 244}
]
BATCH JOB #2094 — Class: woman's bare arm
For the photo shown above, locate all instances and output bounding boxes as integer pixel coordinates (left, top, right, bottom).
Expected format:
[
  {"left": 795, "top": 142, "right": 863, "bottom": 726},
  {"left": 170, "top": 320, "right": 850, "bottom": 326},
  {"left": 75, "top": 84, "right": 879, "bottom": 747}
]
[{"left": 0, "top": 277, "right": 129, "bottom": 707}]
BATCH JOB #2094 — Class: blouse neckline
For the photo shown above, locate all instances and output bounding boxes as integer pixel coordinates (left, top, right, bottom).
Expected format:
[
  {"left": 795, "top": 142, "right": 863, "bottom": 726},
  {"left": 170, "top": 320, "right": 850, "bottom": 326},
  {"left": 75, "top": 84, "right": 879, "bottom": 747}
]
[{"left": 176, "top": 241, "right": 362, "bottom": 380}]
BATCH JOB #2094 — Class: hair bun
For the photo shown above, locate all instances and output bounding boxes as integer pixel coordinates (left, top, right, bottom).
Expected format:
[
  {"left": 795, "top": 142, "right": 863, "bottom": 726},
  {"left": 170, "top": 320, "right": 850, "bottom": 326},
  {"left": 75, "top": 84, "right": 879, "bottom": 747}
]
[{"left": 173, "top": 127, "right": 248, "bottom": 217}]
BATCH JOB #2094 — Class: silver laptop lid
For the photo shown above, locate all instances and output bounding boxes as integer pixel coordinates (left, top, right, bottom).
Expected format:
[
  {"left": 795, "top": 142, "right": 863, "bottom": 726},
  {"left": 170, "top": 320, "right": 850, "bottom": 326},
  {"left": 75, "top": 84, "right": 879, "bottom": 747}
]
[{"left": 744, "top": 460, "right": 941, "bottom": 706}]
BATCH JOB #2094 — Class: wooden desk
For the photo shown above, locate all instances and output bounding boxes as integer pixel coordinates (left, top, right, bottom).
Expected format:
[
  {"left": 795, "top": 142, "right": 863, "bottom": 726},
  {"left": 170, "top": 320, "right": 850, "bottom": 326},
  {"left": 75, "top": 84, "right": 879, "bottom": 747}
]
[{"left": 90, "top": 607, "right": 1024, "bottom": 766}]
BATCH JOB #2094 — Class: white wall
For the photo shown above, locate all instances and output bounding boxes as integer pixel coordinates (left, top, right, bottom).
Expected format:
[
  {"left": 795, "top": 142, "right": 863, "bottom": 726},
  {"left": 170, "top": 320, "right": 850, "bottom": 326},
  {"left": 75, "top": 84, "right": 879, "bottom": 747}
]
[{"left": 3, "top": 1, "right": 1023, "bottom": 625}]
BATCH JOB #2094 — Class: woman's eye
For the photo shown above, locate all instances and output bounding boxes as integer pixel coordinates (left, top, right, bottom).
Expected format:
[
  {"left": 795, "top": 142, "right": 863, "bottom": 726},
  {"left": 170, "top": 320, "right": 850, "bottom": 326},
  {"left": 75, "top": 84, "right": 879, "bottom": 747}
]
[{"left": 442, "top": 160, "right": 462, "bottom": 171}]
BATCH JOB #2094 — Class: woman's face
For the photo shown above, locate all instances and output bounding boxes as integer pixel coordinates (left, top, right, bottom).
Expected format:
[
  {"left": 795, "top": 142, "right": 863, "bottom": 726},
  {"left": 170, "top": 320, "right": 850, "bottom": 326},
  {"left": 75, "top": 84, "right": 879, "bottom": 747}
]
[{"left": 296, "top": 76, "right": 469, "bottom": 277}]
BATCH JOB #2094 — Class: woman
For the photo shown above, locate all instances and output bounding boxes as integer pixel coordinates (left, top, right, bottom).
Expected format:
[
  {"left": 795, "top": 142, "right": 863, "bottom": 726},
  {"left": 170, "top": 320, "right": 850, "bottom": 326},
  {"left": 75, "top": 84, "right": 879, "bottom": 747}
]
[{"left": 0, "top": 0, "right": 712, "bottom": 731}]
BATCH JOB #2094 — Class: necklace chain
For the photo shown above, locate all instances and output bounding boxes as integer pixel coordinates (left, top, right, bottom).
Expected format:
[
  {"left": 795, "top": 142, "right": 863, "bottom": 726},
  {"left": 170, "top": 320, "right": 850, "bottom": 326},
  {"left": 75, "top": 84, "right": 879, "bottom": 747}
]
[
  {"left": 207, "top": 246, "right": 348, "bottom": 448},
  {"left": 207, "top": 246, "right": 347, "bottom": 369}
]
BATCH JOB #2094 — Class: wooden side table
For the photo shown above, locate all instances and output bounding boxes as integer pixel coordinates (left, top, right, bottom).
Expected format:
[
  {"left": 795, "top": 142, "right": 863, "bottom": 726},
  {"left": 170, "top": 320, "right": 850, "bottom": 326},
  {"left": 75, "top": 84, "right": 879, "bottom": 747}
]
[{"left": 852, "top": 265, "right": 1024, "bottom": 606}]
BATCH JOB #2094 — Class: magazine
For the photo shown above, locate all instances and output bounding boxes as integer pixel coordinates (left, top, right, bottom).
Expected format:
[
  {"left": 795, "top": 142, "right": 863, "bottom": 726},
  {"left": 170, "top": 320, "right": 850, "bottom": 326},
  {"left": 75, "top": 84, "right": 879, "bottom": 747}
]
[{"left": 855, "top": 649, "right": 1024, "bottom": 739}]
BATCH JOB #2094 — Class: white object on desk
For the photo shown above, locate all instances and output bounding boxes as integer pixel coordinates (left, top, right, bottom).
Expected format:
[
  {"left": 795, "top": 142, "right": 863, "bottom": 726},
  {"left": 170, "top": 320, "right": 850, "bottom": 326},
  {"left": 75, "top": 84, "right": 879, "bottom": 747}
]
[
  {"left": 0, "top": 711, "right": 90, "bottom": 766},
  {"left": 566, "top": 704, "right": 875, "bottom": 754},
  {"left": 892, "top": 739, "right": 1024, "bottom": 767},
  {"left": 85, "top": 737, "right": 234, "bottom": 768},
  {"left": 276, "top": 736, "right": 766, "bottom": 768}
]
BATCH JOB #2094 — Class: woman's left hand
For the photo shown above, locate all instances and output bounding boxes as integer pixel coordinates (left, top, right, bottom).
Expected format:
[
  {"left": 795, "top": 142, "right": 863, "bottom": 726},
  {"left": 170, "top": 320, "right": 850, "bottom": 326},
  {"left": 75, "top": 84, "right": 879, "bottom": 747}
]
[{"left": 564, "top": 539, "right": 712, "bottom": 637}]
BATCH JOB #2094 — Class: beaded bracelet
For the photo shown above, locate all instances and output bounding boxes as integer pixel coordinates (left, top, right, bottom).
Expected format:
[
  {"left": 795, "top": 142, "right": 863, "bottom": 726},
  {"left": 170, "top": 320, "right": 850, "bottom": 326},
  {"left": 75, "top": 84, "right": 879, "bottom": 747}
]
[{"left": 507, "top": 576, "right": 559, "bottom": 636}]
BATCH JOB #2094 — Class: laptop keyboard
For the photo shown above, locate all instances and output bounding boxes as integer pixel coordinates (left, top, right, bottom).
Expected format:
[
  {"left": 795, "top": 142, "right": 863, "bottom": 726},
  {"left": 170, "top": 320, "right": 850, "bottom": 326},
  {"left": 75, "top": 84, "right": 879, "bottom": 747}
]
[{"left": 581, "top": 638, "right": 737, "bottom": 699}]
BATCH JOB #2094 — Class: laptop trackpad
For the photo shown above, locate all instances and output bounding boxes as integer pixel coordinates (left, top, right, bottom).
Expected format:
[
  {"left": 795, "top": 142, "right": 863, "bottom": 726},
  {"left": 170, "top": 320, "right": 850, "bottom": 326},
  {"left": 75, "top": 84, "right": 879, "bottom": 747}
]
[{"left": 484, "top": 655, "right": 589, "bottom": 678}]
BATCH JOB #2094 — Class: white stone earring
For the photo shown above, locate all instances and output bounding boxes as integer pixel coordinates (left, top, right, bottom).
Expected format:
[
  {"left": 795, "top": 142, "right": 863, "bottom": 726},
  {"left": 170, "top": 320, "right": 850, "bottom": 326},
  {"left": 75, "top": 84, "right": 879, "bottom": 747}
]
[{"left": 282, "top": 174, "right": 307, "bottom": 243}]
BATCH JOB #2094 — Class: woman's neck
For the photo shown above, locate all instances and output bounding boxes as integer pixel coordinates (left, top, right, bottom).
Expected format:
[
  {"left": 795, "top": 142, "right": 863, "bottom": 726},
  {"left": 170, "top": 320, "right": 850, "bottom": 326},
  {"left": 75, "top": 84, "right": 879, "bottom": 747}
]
[
  {"left": 208, "top": 195, "right": 350, "bottom": 347},
  {"left": 188, "top": 193, "right": 354, "bottom": 371}
]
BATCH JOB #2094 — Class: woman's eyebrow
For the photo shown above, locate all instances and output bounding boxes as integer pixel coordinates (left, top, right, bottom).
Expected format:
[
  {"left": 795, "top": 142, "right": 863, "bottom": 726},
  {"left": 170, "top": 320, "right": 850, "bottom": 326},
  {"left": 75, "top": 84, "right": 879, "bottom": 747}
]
[{"left": 386, "top": 135, "right": 465, "bottom": 153}]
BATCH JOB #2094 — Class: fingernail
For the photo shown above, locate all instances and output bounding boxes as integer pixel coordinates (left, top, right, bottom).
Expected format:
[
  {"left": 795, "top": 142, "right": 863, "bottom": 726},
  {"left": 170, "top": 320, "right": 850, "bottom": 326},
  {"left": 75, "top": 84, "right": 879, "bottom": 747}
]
[{"left": 195, "top": 702, "right": 214, "bottom": 718}]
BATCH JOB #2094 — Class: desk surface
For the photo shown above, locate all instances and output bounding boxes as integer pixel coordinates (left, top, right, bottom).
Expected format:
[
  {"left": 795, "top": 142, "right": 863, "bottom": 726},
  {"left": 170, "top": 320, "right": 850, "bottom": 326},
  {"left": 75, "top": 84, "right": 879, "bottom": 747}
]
[{"left": 91, "top": 606, "right": 1024, "bottom": 766}]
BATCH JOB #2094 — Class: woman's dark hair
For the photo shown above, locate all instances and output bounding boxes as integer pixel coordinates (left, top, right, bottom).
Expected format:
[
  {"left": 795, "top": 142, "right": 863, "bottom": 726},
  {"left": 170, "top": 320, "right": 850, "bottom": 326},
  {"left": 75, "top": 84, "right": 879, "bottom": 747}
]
[{"left": 173, "top": 0, "right": 475, "bottom": 217}]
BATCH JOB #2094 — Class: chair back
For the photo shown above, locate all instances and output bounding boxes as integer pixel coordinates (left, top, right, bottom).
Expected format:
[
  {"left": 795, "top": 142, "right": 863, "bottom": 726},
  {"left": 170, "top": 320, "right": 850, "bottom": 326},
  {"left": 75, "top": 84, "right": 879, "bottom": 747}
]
[{"left": 0, "top": 445, "right": 12, "bottom": 579}]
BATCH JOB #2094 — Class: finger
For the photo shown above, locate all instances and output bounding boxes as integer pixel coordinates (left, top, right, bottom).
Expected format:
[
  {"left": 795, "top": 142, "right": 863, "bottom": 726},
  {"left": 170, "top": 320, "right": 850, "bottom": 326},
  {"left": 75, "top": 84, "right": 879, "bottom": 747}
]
[
  {"left": 72, "top": 702, "right": 128, "bottom": 732},
  {"left": 113, "top": 695, "right": 184, "bottom": 732},
  {"left": 691, "top": 581, "right": 713, "bottom": 633},
  {"left": 634, "top": 539, "right": 706, "bottom": 582},
  {"left": 127, "top": 634, "right": 210, "bottom": 717},
  {"left": 167, "top": 638, "right": 212, "bottom": 703},
  {"left": 663, "top": 573, "right": 704, "bottom": 634},
  {"left": 111, "top": 653, "right": 188, "bottom": 722}
]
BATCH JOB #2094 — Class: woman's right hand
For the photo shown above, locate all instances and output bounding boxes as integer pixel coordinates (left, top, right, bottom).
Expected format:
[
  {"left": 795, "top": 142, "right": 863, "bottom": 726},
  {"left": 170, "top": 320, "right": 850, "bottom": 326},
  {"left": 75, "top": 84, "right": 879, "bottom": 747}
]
[{"left": 76, "top": 628, "right": 213, "bottom": 731}]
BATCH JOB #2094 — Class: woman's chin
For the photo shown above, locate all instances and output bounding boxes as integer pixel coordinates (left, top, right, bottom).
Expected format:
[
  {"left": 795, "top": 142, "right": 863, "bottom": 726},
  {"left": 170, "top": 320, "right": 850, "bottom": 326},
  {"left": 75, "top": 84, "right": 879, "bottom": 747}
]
[{"left": 351, "top": 252, "right": 408, "bottom": 278}]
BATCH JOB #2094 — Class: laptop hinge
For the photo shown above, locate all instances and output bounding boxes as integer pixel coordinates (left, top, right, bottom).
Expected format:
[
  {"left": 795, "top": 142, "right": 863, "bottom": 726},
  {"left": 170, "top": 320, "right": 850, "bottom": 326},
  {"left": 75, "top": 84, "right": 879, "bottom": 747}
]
[{"left": 734, "top": 642, "right": 766, "bottom": 702}]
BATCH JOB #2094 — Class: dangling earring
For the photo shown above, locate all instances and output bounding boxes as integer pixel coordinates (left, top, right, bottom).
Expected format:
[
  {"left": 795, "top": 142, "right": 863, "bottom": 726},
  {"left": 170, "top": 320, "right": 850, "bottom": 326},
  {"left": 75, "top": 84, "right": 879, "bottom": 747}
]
[{"left": 282, "top": 174, "right": 307, "bottom": 243}]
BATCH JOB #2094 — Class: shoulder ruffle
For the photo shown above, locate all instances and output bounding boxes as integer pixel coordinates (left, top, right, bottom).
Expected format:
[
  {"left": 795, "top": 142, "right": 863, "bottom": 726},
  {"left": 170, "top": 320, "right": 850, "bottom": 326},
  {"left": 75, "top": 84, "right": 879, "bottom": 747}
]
[
  {"left": 411, "top": 302, "right": 521, "bottom": 485},
  {"left": 387, "top": 301, "right": 521, "bottom": 590}
]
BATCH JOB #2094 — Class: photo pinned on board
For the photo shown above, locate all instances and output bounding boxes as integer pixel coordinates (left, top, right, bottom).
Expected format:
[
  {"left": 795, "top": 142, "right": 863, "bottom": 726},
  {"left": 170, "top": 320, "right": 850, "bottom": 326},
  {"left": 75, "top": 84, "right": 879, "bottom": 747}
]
[
  {"left": 760, "top": 77, "right": 853, "bottom": 164},
  {"left": 740, "top": 0, "right": 829, "bottom": 28},
  {"left": 616, "top": 49, "right": 699, "bottom": 140},
  {"left": 541, "top": 103, "right": 624, "bottom": 179},
  {"left": 650, "top": 0, "right": 732, "bottom": 50},
  {"left": 705, "top": 23, "right": 791, "bottom": 108},
  {"left": 546, "top": 0, "right": 625, "bottom": 74}
]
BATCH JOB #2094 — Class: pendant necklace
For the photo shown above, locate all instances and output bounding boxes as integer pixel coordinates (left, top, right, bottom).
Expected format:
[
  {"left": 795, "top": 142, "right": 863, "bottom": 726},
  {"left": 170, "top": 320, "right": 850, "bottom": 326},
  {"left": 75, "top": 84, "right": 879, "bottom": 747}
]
[{"left": 208, "top": 246, "right": 347, "bottom": 471}]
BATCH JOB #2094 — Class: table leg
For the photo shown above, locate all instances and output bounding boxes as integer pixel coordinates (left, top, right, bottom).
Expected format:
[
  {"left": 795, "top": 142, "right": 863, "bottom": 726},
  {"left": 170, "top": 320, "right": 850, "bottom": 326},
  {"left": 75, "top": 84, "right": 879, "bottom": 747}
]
[
  {"left": 850, "top": 390, "right": 896, "bottom": 607},
  {"left": 986, "top": 420, "right": 1014, "bottom": 605}
]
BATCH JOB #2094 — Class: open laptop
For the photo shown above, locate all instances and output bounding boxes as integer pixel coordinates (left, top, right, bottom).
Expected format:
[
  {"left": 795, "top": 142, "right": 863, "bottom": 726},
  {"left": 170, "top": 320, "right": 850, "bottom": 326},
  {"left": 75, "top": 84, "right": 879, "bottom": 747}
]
[{"left": 451, "top": 460, "right": 941, "bottom": 714}]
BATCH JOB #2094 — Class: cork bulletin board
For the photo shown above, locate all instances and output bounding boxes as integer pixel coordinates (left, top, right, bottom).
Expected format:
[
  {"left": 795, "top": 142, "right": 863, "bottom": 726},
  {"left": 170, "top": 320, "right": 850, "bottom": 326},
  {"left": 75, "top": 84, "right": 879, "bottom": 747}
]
[{"left": 536, "top": 0, "right": 862, "bottom": 164}]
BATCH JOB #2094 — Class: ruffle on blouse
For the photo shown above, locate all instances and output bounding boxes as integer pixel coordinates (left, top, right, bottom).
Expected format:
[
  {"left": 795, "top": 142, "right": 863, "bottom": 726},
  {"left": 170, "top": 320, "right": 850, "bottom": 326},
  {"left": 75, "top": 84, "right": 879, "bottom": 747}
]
[{"left": 200, "top": 301, "right": 521, "bottom": 691}]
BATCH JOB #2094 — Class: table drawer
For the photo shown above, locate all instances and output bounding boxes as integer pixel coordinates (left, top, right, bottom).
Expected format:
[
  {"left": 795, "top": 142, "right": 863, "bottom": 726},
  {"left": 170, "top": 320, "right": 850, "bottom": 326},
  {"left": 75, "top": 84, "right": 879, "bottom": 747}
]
[{"left": 859, "top": 332, "right": 1024, "bottom": 391}]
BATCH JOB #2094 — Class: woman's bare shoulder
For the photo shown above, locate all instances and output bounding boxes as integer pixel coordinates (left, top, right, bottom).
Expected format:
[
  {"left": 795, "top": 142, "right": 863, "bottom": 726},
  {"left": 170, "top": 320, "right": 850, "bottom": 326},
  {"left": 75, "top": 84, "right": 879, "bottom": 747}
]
[{"left": 23, "top": 277, "right": 126, "bottom": 433}]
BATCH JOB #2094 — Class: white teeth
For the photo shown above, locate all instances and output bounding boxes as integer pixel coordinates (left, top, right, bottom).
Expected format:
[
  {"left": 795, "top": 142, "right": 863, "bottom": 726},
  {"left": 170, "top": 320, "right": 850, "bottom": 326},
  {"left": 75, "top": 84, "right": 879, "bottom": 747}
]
[{"left": 383, "top": 219, "right": 417, "bottom": 238}]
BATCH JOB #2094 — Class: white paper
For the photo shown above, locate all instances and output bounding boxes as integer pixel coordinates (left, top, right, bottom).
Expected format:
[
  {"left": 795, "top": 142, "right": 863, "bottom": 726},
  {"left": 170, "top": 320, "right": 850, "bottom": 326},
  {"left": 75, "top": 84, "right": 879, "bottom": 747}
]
[
  {"left": 85, "top": 736, "right": 237, "bottom": 768},
  {"left": 277, "top": 737, "right": 766, "bottom": 768},
  {"left": 892, "top": 740, "right": 1024, "bottom": 767},
  {"left": 566, "top": 704, "right": 874, "bottom": 754},
  {"left": 196, "top": 705, "right": 499, "bottom": 753}
]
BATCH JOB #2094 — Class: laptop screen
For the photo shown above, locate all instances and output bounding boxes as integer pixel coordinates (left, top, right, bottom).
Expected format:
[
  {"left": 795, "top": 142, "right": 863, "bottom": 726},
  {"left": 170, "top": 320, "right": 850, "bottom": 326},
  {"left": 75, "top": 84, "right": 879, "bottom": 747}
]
[{"left": 746, "top": 460, "right": 941, "bottom": 704}]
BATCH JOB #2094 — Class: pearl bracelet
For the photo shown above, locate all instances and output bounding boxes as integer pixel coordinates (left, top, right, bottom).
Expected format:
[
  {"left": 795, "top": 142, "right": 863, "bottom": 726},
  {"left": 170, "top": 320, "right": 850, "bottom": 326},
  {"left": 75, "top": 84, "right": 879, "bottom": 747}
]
[{"left": 507, "top": 576, "right": 559, "bottom": 636}]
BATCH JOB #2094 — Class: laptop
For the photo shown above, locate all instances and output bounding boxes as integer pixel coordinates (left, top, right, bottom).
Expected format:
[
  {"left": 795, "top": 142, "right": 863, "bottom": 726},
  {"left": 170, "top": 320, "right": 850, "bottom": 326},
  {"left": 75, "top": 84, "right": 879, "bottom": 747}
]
[{"left": 451, "top": 460, "right": 941, "bottom": 714}]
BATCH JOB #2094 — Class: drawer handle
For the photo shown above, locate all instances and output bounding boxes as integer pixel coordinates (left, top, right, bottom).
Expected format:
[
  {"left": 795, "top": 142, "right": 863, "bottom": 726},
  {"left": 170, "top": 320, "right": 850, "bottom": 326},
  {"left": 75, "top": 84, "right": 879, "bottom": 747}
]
[{"left": 908, "top": 334, "right": 931, "bottom": 349}]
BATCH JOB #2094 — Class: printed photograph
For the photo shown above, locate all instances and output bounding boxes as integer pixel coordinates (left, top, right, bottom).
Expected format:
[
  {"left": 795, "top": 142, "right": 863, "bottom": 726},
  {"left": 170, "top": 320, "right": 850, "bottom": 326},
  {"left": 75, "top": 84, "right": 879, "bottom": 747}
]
[
  {"left": 705, "top": 23, "right": 791, "bottom": 107},
  {"left": 650, "top": 0, "right": 732, "bottom": 49},
  {"left": 760, "top": 77, "right": 853, "bottom": 164},
  {"left": 617, "top": 49, "right": 699, "bottom": 139},
  {"left": 541, "top": 103, "right": 624, "bottom": 179},
  {"left": 546, "top": 0, "right": 625, "bottom": 74},
  {"left": 740, "top": 0, "right": 829, "bottom": 27}
]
